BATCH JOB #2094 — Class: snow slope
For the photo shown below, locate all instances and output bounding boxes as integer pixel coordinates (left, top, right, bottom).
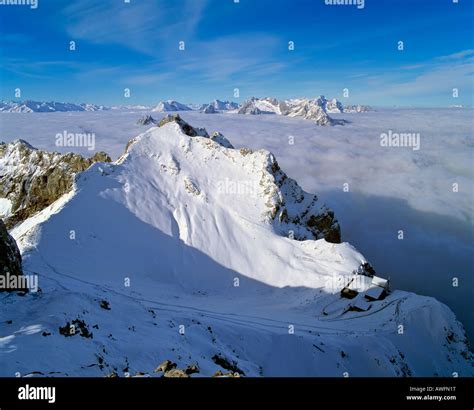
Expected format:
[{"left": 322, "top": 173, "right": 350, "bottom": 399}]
[{"left": 1, "top": 116, "right": 471, "bottom": 377}]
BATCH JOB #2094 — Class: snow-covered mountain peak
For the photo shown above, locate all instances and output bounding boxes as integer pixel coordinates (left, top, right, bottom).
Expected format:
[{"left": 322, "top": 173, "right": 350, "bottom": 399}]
[
  {"left": 151, "top": 100, "right": 192, "bottom": 112},
  {"left": 120, "top": 114, "right": 340, "bottom": 244},
  {"left": 200, "top": 100, "right": 240, "bottom": 112},
  {"left": 3, "top": 117, "right": 471, "bottom": 377}
]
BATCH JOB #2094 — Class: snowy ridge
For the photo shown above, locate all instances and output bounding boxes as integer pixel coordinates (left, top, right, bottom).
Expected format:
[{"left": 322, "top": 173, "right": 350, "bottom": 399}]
[
  {"left": 237, "top": 96, "right": 348, "bottom": 125},
  {"left": 2, "top": 116, "right": 471, "bottom": 377},
  {"left": 200, "top": 100, "right": 240, "bottom": 112}
]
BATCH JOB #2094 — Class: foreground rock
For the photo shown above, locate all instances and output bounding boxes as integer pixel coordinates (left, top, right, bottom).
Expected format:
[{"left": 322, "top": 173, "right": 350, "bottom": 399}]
[
  {"left": 0, "top": 218, "right": 24, "bottom": 291},
  {"left": 0, "top": 140, "right": 111, "bottom": 228}
]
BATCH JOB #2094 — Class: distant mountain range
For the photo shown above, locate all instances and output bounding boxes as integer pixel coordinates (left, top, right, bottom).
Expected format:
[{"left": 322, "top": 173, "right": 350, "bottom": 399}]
[
  {"left": 0, "top": 100, "right": 109, "bottom": 113},
  {"left": 1, "top": 98, "right": 374, "bottom": 126},
  {"left": 238, "top": 96, "right": 349, "bottom": 125}
]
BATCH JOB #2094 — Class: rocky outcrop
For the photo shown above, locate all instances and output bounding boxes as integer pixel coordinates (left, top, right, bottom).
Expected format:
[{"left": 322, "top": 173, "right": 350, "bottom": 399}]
[
  {"left": 154, "top": 360, "right": 176, "bottom": 373},
  {"left": 0, "top": 218, "right": 24, "bottom": 291},
  {"left": 136, "top": 114, "right": 157, "bottom": 125},
  {"left": 163, "top": 368, "right": 189, "bottom": 378},
  {"left": 211, "top": 354, "right": 244, "bottom": 375},
  {"left": 0, "top": 140, "right": 111, "bottom": 228},
  {"left": 157, "top": 114, "right": 209, "bottom": 137},
  {"left": 259, "top": 153, "right": 341, "bottom": 243},
  {"left": 156, "top": 115, "right": 234, "bottom": 149},
  {"left": 210, "top": 132, "right": 234, "bottom": 149}
]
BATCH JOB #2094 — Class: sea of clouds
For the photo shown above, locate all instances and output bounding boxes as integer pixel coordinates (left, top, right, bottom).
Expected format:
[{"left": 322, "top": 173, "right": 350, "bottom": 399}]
[{"left": 1, "top": 107, "right": 472, "bottom": 339}]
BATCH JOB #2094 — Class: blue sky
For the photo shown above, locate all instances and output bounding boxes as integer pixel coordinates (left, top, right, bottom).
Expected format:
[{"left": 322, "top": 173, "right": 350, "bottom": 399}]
[{"left": 0, "top": 0, "right": 473, "bottom": 106}]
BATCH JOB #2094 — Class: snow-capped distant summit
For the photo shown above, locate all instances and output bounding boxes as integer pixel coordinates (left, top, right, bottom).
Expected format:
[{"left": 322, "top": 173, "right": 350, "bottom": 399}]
[
  {"left": 238, "top": 96, "right": 343, "bottom": 125},
  {"left": 200, "top": 99, "right": 240, "bottom": 111},
  {"left": 0, "top": 100, "right": 109, "bottom": 113},
  {"left": 343, "top": 104, "right": 373, "bottom": 113},
  {"left": 238, "top": 97, "right": 288, "bottom": 115},
  {"left": 202, "top": 104, "right": 218, "bottom": 114},
  {"left": 152, "top": 100, "right": 192, "bottom": 112},
  {"left": 322, "top": 97, "right": 344, "bottom": 113}
]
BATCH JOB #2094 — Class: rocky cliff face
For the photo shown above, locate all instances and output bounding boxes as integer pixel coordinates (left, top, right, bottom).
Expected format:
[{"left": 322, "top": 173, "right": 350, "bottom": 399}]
[
  {"left": 0, "top": 140, "right": 111, "bottom": 228},
  {"left": 133, "top": 115, "right": 340, "bottom": 243},
  {"left": 0, "top": 218, "right": 23, "bottom": 290}
]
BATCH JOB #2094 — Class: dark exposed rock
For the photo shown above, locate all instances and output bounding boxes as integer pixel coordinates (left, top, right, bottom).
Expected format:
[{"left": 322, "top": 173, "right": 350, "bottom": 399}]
[
  {"left": 185, "top": 364, "right": 200, "bottom": 375},
  {"left": 0, "top": 219, "right": 24, "bottom": 291},
  {"left": 306, "top": 210, "right": 341, "bottom": 244},
  {"left": 157, "top": 114, "right": 209, "bottom": 138},
  {"left": 99, "top": 300, "right": 111, "bottom": 310},
  {"left": 59, "top": 318, "right": 93, "bottom": 338},
  {"left": 211, "top": 354, "right": 244, "bottom": 375},
  {"left": 136, "top": 114, "right": 157, "bottom": 125},
  {"left": 260, "top": 153, "right": 341, "bottom": 243},
  {"left": 357, "top": 262, "right": 376, "bottom": 276}
]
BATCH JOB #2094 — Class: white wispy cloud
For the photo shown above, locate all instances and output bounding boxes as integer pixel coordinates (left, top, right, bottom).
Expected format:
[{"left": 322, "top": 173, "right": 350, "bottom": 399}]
[{"left": 61, "top": 0, "right": 208, "bottom": 56}]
